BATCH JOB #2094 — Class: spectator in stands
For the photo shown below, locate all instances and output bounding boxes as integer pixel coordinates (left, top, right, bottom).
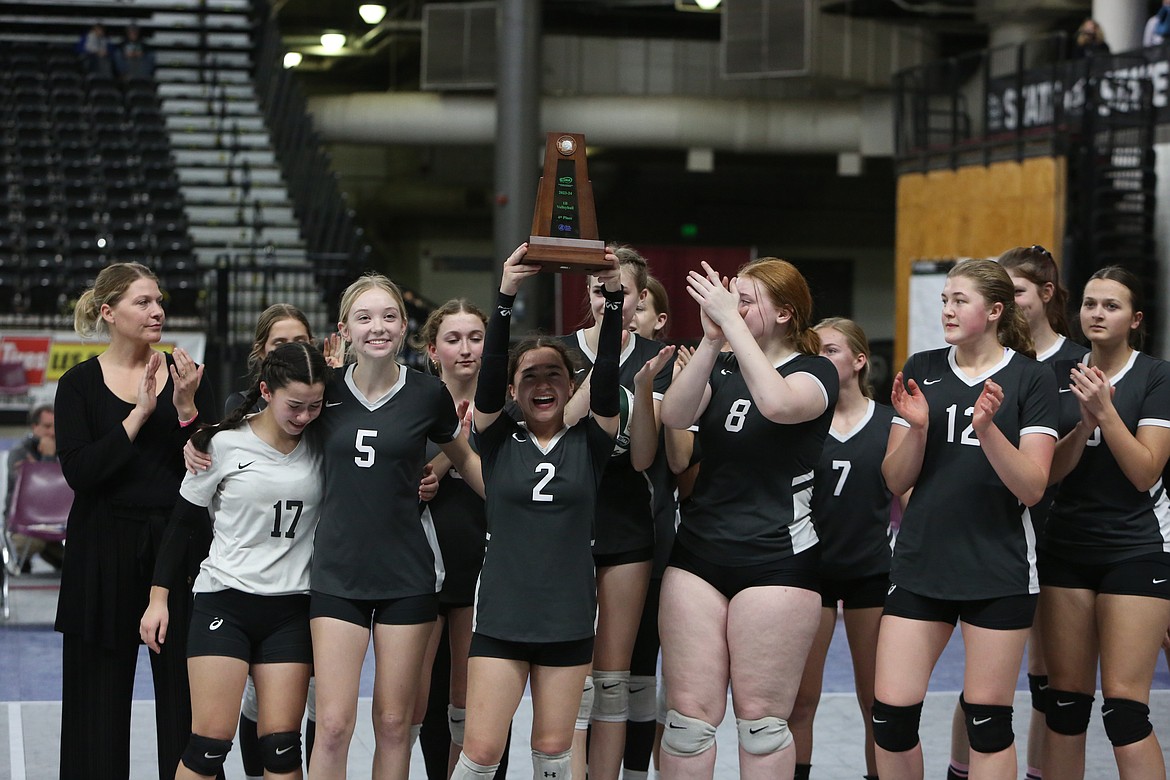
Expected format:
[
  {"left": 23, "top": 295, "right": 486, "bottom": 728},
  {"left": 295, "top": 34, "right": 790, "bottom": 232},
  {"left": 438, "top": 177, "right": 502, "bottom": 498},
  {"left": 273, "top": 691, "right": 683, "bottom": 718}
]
[
  {"left": 5, "top": 402, "right": 64, "bottom": 573},
  {"left": 1072, "top": 18, "right": 1110, "bottom": 58},
  {"left": 114, "top": 24, "right": 154, "bottom": 81},
  {"left": 80, "top": 23, "right": 113, "bottom": 78},
  {"left": 1144, "top": 0, "right": 1170, "bottom": 46}
]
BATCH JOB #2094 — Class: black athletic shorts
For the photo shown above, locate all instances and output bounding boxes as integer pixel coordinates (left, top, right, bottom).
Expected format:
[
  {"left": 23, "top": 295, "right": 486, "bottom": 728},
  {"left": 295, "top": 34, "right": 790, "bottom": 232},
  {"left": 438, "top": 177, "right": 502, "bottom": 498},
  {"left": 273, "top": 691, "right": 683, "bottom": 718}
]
[
  {"left": 820, "top": 572, "right": 890, "bottom": 609},
  {"left": 667, "top": 539, "right": 820, "bottom": 600},
  {"left": 309, "top": 590, "right": 438, "bottom": 627},
  {"left": 883, "top": 585, "right": 1036, "bottom": 630},
  {"left": 187, "top": 589, "right": 312, "bottom": 664},
  {"left": 1038, "top": 550, "right": 1170, "bottom": 599},
  {"left": 595, "top": 546, "right": 655, "bottom": 568},
  {"left": 469, "top": 633, "right": 594, "bottom": 667}
]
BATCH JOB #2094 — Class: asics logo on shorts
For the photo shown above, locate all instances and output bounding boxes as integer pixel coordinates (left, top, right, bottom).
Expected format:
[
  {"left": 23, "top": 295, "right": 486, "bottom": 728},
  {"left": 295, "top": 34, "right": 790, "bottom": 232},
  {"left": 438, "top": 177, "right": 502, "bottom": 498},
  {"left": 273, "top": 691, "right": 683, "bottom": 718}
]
[{"left": 209, "top": 618, "right": 224, "bottom": 631}]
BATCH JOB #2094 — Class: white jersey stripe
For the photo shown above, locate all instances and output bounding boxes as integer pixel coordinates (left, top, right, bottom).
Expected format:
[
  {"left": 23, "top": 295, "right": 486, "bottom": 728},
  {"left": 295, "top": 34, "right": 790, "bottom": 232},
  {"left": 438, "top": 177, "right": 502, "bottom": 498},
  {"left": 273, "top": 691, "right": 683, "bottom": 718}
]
[
  {"left": 1022, "top": 506, "right": 1039, "bottom": 594},
  {"left": 1149, "top": 480, "right": 1170, "bottom": 551},
  {"left": 420, "top": 505, "right": 445, "bottom": 593}
]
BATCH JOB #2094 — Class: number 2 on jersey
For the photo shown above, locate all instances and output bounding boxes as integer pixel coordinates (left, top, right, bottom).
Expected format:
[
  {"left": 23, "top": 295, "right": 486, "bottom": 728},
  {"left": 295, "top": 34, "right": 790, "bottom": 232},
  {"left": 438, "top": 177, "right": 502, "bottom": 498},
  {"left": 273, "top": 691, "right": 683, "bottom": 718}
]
[
  {"left": 271, "top": 499, "right": 304, "bottom": 539},
  {"left": 532, "top": 462, "right": 555, "bottom": 502}
]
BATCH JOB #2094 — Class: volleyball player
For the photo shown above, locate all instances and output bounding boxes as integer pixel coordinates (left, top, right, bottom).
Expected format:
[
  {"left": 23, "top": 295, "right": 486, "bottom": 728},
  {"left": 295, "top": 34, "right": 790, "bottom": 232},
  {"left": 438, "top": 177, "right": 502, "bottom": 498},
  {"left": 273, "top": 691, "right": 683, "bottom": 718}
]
[
  {"left": 560, "top": 247, "right": 674, "bottom": 780},
  {"left": 790, "top": 318, "right": 895, "bottom": 780},
  {"left": 1039, "top": 266, "right": 1170, "bottom": 779},
  {"left": 659, "top": 258, "right": 838, "bottom": 780},
  {"left": 139, "top": 342, "right": 327, "bottom": 779},
  {"left": 945, "top": 245, "right": 1086, "bottom": 780},
  {"left": 449, "top": 243, "right": 627, "bottom": 780},
  {"left": 876, "top": 258, "right": 1058, "bottom": 780},
  {"left": 306, "top": 273, "right": 485, "bottom": 780}
]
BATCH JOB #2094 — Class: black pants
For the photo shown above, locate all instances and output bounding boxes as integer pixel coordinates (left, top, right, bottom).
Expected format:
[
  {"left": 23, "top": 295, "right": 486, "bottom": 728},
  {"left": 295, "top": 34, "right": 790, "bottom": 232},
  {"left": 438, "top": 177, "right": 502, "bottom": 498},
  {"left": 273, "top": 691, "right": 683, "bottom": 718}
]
[{"left": 60, "top": 587, "right": 195, "bottom": 780}]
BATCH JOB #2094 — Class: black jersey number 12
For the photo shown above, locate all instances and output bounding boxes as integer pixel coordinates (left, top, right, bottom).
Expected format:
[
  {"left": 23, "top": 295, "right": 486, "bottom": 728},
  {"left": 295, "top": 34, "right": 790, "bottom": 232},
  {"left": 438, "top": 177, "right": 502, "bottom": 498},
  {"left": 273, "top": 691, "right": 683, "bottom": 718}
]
[{"left": 271, "top": 499, "right": 305, "bottom": 539}]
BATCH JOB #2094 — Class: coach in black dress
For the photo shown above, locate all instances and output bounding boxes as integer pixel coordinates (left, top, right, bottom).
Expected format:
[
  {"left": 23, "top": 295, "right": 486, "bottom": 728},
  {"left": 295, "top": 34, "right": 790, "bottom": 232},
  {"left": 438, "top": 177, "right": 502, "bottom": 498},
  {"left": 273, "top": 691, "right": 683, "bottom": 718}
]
[{"left": 55, "top": 262, "right": 215, "bottom": 780}]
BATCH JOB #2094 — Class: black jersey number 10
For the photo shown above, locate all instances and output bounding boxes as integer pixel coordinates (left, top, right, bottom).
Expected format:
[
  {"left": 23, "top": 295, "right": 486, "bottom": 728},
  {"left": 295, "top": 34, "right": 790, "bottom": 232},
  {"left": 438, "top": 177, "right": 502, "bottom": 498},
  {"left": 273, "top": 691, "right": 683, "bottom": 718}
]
[{"left": 271, "top": 499, "right": 305, "bottom": 539}]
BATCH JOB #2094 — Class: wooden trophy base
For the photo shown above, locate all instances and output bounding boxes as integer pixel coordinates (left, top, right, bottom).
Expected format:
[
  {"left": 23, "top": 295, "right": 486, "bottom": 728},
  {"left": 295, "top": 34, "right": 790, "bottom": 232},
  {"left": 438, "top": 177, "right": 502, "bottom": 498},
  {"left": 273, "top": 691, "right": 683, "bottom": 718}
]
[{"left": 525, "top": 235, "right": 609, "bottom": 273}]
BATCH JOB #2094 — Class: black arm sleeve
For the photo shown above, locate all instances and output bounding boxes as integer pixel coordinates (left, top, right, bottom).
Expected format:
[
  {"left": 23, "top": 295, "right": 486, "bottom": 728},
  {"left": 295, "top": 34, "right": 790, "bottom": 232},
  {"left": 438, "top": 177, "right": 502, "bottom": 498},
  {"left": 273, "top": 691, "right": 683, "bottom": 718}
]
[
  {"left": 474, "top": 292, "right": 516, "bottom": 415},
  {"left": 151, "top": 496, "right": 210, "bottom": 590},
  {"left": 590, "top": 288, "right": 623, "bottom": 418}
]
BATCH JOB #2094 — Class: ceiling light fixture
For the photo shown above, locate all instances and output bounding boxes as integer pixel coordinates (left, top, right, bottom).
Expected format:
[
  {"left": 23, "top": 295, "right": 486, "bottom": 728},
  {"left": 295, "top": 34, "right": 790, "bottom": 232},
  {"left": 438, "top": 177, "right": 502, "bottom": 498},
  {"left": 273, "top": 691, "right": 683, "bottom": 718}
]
[
  {"left": 320, "top": 32, "right": 347, "bottom": 53},
  {"left": 359, "top": 4, "right": 387, "bottom": 24},
  {"left": 283, "top": 51, "right": 303, "bottom": 68}
]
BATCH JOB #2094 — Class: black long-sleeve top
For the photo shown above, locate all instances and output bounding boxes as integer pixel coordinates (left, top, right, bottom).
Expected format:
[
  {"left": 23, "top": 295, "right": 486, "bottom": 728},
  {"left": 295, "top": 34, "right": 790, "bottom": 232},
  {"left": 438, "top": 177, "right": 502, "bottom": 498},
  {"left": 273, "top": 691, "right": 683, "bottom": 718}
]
[{"left": 53, "top": 352, "right": 216, "bottom": 648}]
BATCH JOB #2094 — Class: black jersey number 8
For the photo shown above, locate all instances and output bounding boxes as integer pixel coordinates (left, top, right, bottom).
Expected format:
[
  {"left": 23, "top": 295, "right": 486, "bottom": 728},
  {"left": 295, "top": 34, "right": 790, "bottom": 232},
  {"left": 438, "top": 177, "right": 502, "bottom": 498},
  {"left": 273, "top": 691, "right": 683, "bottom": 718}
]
[
  {"left": 724, "top": 399, "right": 752, "bottom": 432},
  {"left": 271, "top": 499, "right": 304, "bottom": 539},
  {"left": 533, "top": 462, "right": 555, "bottom": 503}
]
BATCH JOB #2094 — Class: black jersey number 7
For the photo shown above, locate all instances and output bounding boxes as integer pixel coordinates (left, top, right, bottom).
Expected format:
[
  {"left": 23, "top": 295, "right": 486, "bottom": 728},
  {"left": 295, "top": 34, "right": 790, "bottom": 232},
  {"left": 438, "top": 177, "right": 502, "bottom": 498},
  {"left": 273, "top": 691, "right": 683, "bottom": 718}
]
[{"left": 271, "top": 499, "right": 304, "bottom": 539}]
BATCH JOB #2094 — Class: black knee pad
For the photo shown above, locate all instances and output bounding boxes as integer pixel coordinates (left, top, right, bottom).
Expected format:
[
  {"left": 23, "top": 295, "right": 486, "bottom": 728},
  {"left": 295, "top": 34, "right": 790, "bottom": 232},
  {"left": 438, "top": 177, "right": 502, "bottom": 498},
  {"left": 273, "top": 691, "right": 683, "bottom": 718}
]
[
  {"left": 1102, "top": 698, "right": 1153, "bottom": 747},
  {"left": 871, "top": 699, "right": 923, "bottom": 753},
  {"left": 181, "top": 734, "right": 233, "bottom": 777},
  {"left": 1045, "top": 689, "right": 1093, "bottom": 736},
  {"left": 258, "top": 731, "right": 302, "bottom": 775},
  {"left": 1027, "top": 674, "right": 1049, "bottom": 713},
  {"left": 960, "top": 693, "right": 1015, "bottom": 754}
]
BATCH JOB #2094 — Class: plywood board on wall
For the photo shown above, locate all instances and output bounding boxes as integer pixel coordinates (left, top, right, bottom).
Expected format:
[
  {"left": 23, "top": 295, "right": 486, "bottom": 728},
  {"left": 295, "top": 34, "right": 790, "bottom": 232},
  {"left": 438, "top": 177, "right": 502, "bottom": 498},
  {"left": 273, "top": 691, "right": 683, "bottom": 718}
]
[{"left": 893, "top": 157, "right": 1067, "bottom": 366}]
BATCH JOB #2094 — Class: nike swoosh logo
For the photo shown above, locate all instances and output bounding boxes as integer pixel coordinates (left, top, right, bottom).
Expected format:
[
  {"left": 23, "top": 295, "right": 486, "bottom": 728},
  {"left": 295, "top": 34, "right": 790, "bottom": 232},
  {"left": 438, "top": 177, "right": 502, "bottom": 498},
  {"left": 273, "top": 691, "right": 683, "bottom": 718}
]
[
  {"left": 922, "top": 378, "right": 942, "bottom": 385},
  {"left": 887, "top": 585, "right": 896, "bottom": 596},
  {"left": 204, "top": 752, "right": 224, "bottom": 759},
  {"left": 1056, "top": 700, "right": 1076, "bottom": 707},
  {"left": 720, "top": 369, "right": 733, "bottom": 375},
  {"left": 1154, "top": 578, "right": 1168, "bottom": 584},
  {"left": 629, "top": 686, "right": 647, "bottom": 694},
  {"left": 601, "top": 682, "right": 621, "bottom": 689},
  {"left": 1103, "top": 708, "right": 1114, "bottom": 716},
  {"left": 275, "top": 745, "right": 294, "bottom": 755},
  {"left": 1059, "top": 388, "right": 1073, "bottom": 393},
  {"left": 238, "top": 461, "right": 255, "bottom": 470},
  {"left": 326, "top": 401, "right": 343, "bottom": 407},
  {"left": 872, "top": 718, "right": 887, "bottom": 723},
  {"left": 749, "top": 726, "right": 768, "bottom": 734},
  {"left": 668, "top": 722, "right": 685, "bottom": 729},
  {"left": 450, "top": 717, "right": 465, "bottom": 723},
  {"left": 973, "top": 717, "right": 991, "bottom": 725}
]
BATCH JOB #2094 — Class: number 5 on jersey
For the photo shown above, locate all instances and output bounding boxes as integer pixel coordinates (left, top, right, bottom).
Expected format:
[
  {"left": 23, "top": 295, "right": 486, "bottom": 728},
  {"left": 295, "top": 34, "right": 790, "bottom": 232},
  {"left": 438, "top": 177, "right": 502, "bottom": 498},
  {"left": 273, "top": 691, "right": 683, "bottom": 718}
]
[{"left": 355, "top": 429, "right": 377, "bottom": 467}]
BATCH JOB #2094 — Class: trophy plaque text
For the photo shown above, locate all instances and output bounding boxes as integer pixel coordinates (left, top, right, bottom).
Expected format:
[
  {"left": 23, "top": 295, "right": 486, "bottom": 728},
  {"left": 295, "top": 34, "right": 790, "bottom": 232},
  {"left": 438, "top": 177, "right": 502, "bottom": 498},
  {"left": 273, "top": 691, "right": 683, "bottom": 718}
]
[{"left": 526, "top": 132, "right": 608, "bottom": 272}]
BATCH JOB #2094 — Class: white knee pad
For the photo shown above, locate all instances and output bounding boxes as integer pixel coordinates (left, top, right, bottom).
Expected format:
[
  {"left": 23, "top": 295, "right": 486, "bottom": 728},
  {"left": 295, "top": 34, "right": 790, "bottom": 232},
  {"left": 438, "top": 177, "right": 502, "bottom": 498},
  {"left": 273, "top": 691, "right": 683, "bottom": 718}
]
[
  {"left": 736, "top": 716, "right": 792, "bottom": 755},
  {"left": 448, "top": 704, "right": 467, "bottom": 746},
  {"left": 451, "top": 752, "right": 499, "bottom": 780},
  {"left": 656, "top": 678, "right": 668, "bottom": 725},
  {"left": 660, "top": 709, "right": 717, "bottom": 758},
  {"left": 532, "top": 748, "right": 571, "bottom": 780},
  {"left": 592, "top": 670, "right": 631, "bottom": 723},
  {"left": 628, "top": 675, "right": 657, "bottom": 723},
  {"left": 306, "top": 676, "right": 316, "bottom": 721},
  {"left": 410, "top": 723, "right": 422, "bottom": 748},
  {"left": 241, "top": 675, "right": 259, "bottom": 721},
  {"left": 575, "top": 676, "right": 595, "bottom": 731}
]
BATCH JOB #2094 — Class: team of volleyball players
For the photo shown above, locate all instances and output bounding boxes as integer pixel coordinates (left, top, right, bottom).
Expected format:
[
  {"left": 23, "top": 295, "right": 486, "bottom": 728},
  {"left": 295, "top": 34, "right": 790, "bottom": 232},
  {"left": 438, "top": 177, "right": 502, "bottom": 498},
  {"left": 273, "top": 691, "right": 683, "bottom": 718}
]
[{"left": 98, "top": 240, "right": 1168, "bottom": 780}]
